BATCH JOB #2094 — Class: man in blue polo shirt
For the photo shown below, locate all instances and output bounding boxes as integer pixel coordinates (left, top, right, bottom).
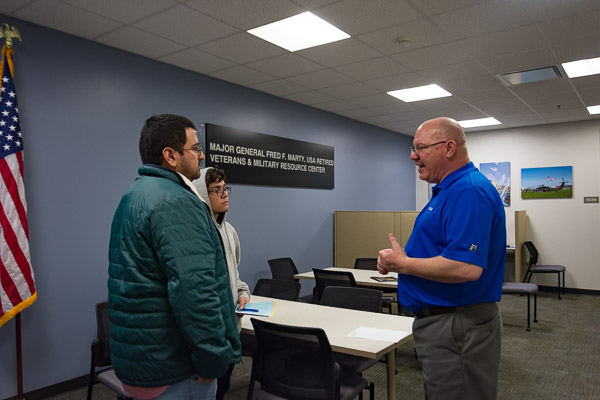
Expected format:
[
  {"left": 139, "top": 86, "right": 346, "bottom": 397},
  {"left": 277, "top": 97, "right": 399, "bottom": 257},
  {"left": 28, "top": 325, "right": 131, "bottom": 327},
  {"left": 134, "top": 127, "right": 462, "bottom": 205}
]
[{"left": 378, "top": 117, "right": 506, "bottom": 400}]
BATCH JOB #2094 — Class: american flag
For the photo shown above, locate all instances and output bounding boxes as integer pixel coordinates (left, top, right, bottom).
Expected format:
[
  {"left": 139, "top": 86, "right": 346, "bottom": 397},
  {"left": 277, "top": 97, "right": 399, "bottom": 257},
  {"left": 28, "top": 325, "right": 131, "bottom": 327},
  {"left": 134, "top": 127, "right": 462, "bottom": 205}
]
[{"left": 0, "top": 45, "right": 36, "bottom": 328}]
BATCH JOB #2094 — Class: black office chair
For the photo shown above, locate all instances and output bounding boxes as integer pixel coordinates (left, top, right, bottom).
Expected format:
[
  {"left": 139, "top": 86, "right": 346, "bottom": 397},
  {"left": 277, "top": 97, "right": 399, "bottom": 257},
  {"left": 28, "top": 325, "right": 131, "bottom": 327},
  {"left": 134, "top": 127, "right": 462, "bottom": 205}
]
[
  {"left": 267, "top": 257, "right": 316, "bottom": 302},
  {"left": 353, "top": 258, "right": 396, "bottom": 314},
  {"left": 313, "top": 268, "right": 357, "bottom": 303},
  {"left": 247, "top": 318, "right": 368, "bottom": 400},
  {"left": 321, "top": 287, "right": 383, "bottom": 400},
  {"left": 523, "top": 241, "right": 566, "bottom": 299},
  {"left": 502, "top": 282, "right": 538, "bottom": 331},
  {"left": 87, "top": 302, "right": 132, "bottom": 400},
  {"left": 253, "top": 278, "right": 301, "bottom": 301},
  {"left": 242, "top": 278, "right": 303, "bottom": 358}
]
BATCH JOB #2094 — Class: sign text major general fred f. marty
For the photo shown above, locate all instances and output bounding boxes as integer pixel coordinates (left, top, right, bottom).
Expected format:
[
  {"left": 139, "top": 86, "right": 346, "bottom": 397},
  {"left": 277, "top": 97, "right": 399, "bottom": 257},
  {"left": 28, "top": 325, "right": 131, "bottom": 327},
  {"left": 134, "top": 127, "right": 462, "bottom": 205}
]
[{"left": 204, "top": 123, "right": 334, "bottom": 189}]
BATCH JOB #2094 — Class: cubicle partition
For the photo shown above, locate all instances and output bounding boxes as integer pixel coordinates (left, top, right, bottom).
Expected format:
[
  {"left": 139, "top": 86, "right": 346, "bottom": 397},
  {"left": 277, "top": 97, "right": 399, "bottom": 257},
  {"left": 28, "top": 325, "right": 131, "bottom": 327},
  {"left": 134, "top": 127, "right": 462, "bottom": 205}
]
[{"left": 334, "top": 211, "right": 418, "bottom": 268}]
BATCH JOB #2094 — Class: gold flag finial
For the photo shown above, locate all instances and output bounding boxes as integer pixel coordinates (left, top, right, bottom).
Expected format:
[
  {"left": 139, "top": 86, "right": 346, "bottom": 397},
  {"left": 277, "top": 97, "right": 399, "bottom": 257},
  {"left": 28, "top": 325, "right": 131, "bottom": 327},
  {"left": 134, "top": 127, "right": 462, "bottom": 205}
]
[{"left": 0, "top": 24, "right": 22, "bottom": 48}]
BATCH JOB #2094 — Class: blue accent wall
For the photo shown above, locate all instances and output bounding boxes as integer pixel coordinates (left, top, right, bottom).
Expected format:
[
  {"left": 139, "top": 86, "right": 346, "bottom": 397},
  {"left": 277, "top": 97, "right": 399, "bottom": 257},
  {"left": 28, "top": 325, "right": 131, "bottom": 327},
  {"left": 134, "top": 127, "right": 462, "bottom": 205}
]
[{"left": 0, "top": 15, "right": 414, "bottom": 397}]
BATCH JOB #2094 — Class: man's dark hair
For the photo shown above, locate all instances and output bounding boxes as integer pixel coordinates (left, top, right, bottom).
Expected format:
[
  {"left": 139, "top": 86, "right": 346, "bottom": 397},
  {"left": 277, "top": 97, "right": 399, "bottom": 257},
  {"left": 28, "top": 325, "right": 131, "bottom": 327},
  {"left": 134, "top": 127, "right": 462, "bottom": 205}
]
[
  {"left": 205, "top": 167, "right": 227, "bottom": 187},
  {"left": 139, "top": 114, "right": 196, "bottom": 165}
]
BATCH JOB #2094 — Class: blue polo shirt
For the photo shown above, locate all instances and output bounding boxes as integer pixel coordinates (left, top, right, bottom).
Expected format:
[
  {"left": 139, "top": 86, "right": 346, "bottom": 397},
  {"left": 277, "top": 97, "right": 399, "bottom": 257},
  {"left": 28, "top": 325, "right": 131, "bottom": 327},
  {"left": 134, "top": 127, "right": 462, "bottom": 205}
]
[{"left": 400, "top": 162, "right": 506, "bottom": 312}]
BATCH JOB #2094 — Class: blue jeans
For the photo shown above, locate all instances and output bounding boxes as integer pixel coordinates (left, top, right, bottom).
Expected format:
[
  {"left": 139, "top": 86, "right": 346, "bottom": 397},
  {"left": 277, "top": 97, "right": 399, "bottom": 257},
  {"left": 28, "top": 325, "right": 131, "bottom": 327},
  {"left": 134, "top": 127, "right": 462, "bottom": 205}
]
[{"left": 134, "top": 375, "right": 217, "bottom": 400}]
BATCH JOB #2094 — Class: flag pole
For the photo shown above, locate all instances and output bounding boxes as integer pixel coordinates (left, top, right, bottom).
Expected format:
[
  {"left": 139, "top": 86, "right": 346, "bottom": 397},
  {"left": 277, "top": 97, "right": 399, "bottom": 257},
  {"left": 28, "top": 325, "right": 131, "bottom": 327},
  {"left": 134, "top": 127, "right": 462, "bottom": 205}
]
[{"left": 1, "top": 23, "right": 24, "bottom": 400}]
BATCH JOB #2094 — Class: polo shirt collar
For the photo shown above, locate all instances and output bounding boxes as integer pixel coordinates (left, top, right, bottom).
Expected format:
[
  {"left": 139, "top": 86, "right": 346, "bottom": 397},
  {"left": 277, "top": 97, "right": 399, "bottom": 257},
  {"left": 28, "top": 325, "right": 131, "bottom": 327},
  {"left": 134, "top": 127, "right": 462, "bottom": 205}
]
[{"left": 432, "top": 162, "right": 475, "bottom": 196}]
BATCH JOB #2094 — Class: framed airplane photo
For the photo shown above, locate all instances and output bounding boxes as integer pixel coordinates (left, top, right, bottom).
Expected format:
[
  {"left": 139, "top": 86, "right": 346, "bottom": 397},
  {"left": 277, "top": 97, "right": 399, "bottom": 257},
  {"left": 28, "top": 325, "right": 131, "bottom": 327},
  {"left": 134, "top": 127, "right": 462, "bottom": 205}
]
[{"left": 521, "top": 166, "right": 573, "bottom": 199}]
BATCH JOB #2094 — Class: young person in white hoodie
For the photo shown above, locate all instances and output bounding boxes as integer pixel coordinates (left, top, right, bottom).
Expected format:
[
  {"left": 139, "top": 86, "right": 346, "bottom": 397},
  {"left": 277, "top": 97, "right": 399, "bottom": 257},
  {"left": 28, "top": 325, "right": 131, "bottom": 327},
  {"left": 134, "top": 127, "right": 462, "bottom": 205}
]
[{"left": 194, "top": 166, "right": 251, "bottom": 400}]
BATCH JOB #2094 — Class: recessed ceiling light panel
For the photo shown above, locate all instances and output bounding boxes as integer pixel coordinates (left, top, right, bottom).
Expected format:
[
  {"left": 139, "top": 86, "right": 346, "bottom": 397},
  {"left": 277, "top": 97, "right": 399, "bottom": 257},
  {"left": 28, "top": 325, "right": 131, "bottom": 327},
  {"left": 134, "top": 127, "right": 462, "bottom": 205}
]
[
  {"left": 587, "top": 105, "right": 600, "bottom": 115},
  {"left": 562, "top": 57, "right": 600, "bottom": 78},
  {"left": 247, "top": 11, "right": 350, "bottom": 52},
  {"left": 458, "top": 117, "right": 501, "bottom": 128},
  {"left": 387, "top": 84, "right": 452, "bottom": 102}
]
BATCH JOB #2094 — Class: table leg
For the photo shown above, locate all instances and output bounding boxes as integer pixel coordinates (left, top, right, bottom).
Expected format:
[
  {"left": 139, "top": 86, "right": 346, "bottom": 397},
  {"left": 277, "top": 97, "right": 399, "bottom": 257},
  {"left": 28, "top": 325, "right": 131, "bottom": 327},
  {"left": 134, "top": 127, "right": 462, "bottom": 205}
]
[{"left": 385, "top": 350, "right": 396, "bottom": 399}]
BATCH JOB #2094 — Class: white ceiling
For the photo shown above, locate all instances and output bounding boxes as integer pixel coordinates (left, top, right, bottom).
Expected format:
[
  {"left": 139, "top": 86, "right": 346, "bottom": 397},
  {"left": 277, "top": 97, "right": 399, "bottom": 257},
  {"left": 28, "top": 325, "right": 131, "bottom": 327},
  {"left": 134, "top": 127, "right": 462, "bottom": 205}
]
[{"left": 2, "top": 0, "right": 600, "bottom": 135}]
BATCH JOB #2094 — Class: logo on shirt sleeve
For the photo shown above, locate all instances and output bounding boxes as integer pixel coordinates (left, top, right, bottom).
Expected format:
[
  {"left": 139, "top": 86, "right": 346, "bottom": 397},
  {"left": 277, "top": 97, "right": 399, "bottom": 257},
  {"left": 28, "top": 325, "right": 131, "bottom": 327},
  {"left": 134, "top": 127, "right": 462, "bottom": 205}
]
[{"left": 469, "top": 243, "right": 478, "bottom": 252}]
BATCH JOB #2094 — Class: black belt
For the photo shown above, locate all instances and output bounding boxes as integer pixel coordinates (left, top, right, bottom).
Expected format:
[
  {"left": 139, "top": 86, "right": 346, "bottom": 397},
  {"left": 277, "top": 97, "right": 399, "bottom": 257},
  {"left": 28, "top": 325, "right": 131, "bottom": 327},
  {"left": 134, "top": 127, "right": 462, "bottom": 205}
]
[{"left": 414, "top": 303, "right": 483, "bottom": 319}]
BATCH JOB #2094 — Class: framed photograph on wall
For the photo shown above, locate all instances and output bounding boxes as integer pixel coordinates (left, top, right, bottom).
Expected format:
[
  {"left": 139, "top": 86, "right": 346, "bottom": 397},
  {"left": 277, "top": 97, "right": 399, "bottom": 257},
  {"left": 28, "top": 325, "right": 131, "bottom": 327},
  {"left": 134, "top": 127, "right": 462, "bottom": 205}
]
[
  {"left": 480, "top": 162, "right": 511, "bottom": 206},
  {"left": 521, "top": 166, "right": 573, "bottom": 199}
]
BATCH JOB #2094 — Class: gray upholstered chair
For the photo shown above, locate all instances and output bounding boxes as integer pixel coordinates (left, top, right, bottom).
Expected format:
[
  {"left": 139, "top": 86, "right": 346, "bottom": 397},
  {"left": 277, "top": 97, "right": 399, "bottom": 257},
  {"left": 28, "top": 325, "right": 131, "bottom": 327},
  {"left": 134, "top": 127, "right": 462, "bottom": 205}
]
[
  {"left": 523, "top": 241, "right": 566, "bottom": 299},
  {"left": 502, "top": 282, "right": 538, "bottom": 331}
]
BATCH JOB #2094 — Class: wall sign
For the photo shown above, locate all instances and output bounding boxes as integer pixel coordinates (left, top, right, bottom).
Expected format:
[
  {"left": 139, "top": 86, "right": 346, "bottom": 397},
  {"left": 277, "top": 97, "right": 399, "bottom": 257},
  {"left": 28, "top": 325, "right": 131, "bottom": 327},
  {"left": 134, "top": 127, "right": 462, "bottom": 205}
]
[{"left": 204, "top": 123, "right": 335, "bottom": 189}]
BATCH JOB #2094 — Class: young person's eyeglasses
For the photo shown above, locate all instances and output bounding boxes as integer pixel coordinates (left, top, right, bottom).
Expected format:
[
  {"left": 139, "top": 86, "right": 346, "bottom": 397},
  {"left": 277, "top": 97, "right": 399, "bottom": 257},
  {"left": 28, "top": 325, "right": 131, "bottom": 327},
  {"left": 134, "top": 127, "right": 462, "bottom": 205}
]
[{"left": 207, "top": 186, "right": 231, "bottom": 198}]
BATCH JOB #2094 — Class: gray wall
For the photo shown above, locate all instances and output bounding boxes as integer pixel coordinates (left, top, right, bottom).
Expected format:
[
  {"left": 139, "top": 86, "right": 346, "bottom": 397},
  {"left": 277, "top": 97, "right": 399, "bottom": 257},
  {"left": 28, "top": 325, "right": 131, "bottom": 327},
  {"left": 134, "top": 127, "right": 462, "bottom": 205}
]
[{"left": 0, "top": 15, "right": 415, "bottom": 397}]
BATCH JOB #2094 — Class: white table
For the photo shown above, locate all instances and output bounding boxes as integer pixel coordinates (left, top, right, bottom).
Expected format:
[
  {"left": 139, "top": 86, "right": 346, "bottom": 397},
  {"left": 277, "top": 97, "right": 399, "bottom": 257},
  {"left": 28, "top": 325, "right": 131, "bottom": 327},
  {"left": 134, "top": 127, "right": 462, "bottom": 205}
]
[
  {"left": 241, "top": 295, "right": 413, "bottom": 400},
  {"left": 294, "top": 267, "right": 399, "bottom": 290}
]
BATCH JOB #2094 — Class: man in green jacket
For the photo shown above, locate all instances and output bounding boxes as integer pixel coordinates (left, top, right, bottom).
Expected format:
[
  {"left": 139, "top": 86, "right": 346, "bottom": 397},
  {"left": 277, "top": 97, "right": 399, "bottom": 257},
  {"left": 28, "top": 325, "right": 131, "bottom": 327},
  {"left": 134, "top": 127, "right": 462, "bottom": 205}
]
[{"left": 108, "top": 114, "right": 241, "bottom": 400}]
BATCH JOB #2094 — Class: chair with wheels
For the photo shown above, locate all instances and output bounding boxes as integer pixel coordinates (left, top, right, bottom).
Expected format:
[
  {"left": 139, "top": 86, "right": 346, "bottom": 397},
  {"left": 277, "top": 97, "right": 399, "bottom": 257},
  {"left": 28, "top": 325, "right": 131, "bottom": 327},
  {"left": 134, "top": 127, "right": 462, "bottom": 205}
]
[
  {"left": 267, "top": 257, "right": 316, "bottom": 302},
  {"left": 353, "top": 258, "right": 396, "bottom": 314},
  {"left": 87, "top": 302, "right": 132, "bottom": 400},
  {"left": 312, "top": 268, "right": 357, "bottom": 304},
  {"left": 321, "top": 286, "right": 383, "bottom": 400},
  {"left": 523, "top": 241, "right": 566, "bottom": 299},
  {"left": 502, "top": 282, "right": 539, "bottom": 331},
  {"left": 247, "top": 318, "right": 368, "bottom": 400}
]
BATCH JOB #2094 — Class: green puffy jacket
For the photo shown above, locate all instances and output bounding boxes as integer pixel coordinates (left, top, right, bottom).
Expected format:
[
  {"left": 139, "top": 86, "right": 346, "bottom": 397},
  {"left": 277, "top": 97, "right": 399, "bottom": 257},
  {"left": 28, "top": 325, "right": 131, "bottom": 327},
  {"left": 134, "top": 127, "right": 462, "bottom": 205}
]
[{"left": 108, "top": 165, "right": 241, "bottom": 387}]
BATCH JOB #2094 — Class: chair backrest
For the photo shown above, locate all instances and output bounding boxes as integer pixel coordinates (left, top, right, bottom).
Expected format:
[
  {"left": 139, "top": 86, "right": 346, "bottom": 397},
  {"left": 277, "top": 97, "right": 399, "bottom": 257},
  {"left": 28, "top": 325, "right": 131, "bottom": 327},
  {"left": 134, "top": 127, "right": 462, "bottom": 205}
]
[
  {"left": 320, "top": 286, "right": 382, "bottom": 313},
  {"left": 93, "top": 302, "right": 112, "bottom": 367},
  {"left": 253, "top": 278, "right": 301, "bottom": 301},
  {"left": 250, "top": 318, "right": 341, "bottom": 400},
  {"left": 524, "top": 241, "right": 539, "bottom": 266},
  {"left": 353, "top": 258, "right": 377, "bottom": 270},
  {"left": 313, "top": 268, "right": 356, "bottom": 303},
  {"left": 268, "top": 257, "right": 300, "bottom": 282}
]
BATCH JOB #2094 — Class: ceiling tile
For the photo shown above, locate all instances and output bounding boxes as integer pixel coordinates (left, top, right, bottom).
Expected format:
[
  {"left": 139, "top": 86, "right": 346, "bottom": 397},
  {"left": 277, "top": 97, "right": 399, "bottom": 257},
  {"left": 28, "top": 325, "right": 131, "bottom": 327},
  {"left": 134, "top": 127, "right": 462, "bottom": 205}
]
[
  {"left": 430, "top": 0, "right": 531, "bottom": 40},
  {"left": 12, "top": 0, "right": 122, "bottom": 39},
  {"left": 552, "top": 35, "right": 600, "bottom": 63},
  {"left": 158, "top": 48, "right": 235, "bottom": 74},
  {"left": 312, "top": 100, "right": 359, "bottom": 112},
  {"left": 456, "top": 88, "right": 517, "bottom": 104},
  {"left": 334, "top": 57, "right": 408, "bottom": 80},
  {"left": 283, "top": 90, "right": 337, "bottom": 105},
  {"left": 319, "top": 82, "right": 380, "bottom": 99},
  {"left": 457, "top": 25, "right": 546, "bottom": 59},
  {"left": 358, "top": 18, "right": 449, "bottom": 55},
  {"left": 0, "top": 0, "right": 32, "bottom": 13},
  {"left": 249, "top": 79, "right": 309, "bottom": 96},
  {"left": 336, "top": 108, "right": 380, "bottom": 119},
  {"left": 437, "top": 75, "right": 506, "bottom": 94},
  {"left": 391, "top": 43, "right": 468, "bottom": 71},
  {"left": 537, "top": 10, "right": 600, "bottom": 45},
  {"left": 522, "top": 0, "right": 600, "bottom": 22},
  {"left": 478, "top": 47, "right": 557, "bottom": 75},
  {"left": 346, "top": 93, "right": 401, "bottom": 107},
  {"left": 209, "top": 65, "right": 275, "bottom": 86},
  {"left": 365, "top": 72, "right": 431, "bottom": 91},
  {"left": 246, "top": 54, "right": 324, "bottom": 78},
  {"left": 417, "top": 60, "right": 490, "bottom": 83},
  {"left": 315, "top": 0, "right": 422, "bottom": 35},
  {"left": 134, "top": 5, "right": 238, "bottom": 46},
  {"left": 408, "top": 0, "right": 492, "bottom": 16},
  {"left": 60, "top": 0, "right": 177, "bottom": 23},
  {"left": 187, "top": 0, "right": 302, "bottom": 30},
  {"left": 297, "top": 38, "right": 382, "bottom": 68},
  {"left": 197, "top": 32, "right": 286, "bottom": 64},
  {"left": 287, "top": 69, "right": 355, "bottom": 90},
  {"left": 97, "top": 26, "right": 186, "bottom": 58}
]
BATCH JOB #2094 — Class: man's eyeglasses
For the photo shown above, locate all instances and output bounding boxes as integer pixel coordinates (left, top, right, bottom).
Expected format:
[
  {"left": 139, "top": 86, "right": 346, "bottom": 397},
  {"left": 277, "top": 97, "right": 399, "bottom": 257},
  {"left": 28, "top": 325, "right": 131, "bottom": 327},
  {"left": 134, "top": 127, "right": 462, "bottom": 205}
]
[
  {"left": 179, "top": 144, "right": 202, "bottom": 154},
  {"left": 410, "top": 140, "right": 448, "bottom": 156},
  {"left": 207, "top": 186, "right": 231, "bottom": 198}
]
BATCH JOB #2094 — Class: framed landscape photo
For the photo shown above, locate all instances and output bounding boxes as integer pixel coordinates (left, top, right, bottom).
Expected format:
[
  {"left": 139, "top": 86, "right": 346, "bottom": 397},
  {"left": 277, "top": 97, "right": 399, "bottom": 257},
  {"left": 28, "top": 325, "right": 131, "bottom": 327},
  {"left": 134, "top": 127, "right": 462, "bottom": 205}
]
[{"left": 521, "top": 166, "right": 573, "bottom": 199}]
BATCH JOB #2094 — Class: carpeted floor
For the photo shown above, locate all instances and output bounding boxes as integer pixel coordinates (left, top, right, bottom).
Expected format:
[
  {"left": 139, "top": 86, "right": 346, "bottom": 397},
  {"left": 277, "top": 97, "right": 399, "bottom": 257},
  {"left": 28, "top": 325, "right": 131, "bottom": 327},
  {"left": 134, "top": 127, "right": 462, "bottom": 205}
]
[{"left": 76, "top": 290, "right": 600, "bottom": 400}]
